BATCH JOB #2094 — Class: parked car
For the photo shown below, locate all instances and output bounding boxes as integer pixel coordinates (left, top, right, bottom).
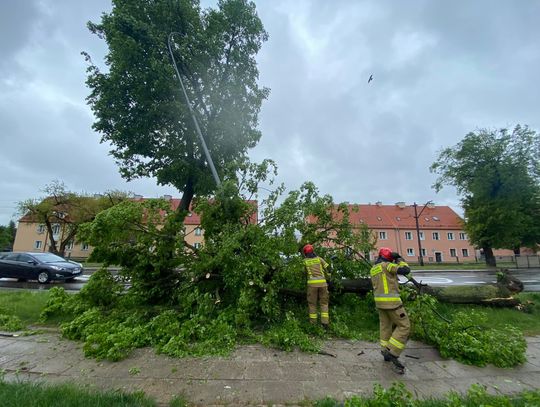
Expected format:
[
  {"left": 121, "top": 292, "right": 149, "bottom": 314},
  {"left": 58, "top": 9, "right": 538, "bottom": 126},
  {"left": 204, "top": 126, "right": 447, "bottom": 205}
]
[{"left": 0, "top": 252, "right": 84, "bottom": 284}]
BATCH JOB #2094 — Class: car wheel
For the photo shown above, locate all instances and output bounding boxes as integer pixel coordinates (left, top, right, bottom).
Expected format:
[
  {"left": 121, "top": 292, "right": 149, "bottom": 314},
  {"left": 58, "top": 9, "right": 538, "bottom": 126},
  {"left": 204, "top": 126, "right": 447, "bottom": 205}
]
[
  {"left": 37, "top": 271, "right": 51, "bottom": 284},
  {"left": 65, "top": 277, "right": 75, "bottom": 282}
]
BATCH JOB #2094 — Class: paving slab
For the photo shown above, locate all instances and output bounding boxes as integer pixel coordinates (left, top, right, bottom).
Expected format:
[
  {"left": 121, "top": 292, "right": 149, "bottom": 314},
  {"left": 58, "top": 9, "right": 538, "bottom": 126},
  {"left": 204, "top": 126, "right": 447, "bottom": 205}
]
[{"left": 0, "top": 333, "right": 539, "bottom": 406}]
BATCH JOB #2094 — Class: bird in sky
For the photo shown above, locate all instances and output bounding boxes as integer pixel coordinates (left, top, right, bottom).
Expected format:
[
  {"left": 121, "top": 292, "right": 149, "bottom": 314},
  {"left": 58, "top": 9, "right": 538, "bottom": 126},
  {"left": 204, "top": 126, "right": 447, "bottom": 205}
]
[{"left": 368, "top": 74, "right": 373, "bottom": 83}]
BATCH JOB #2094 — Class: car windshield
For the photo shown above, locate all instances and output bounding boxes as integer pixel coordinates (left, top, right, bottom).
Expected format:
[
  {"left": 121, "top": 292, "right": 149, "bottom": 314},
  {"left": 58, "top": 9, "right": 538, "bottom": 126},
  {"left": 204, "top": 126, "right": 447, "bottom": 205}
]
[{"left": 31, "top": 253, "right": 67, "bottom": 263}]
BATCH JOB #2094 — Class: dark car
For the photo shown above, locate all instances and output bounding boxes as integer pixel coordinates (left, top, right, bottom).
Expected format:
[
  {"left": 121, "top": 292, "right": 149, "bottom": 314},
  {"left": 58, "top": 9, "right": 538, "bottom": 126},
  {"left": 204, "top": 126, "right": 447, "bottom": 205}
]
[{"left": 0, "top": 252, "right": 84, "bottom": 284}]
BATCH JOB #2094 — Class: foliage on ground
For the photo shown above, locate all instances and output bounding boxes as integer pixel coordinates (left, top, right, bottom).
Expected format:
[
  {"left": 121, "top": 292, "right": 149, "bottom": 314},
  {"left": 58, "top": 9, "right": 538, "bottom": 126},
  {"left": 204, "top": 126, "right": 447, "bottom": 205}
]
[
  {"left": 404, "top": 288, "right": 527, "bottom": 367},
  {"left": 36, "top": 164, "right": 530, "bottom": 368},
  {"left": 0, "top": 310, "right": 23, "bottom": 331},
  {"left": 315, "top": 382, "right": 540, "bottom": 407}
]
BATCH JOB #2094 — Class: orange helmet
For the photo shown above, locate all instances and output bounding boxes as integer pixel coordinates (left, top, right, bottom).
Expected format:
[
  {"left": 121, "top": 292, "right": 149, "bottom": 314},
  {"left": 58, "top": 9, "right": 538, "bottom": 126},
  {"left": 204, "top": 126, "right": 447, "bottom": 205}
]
[
  {"left": 303, "top": 244, "right": 314, "bottom": 255},
  {"left": 378, "top": 247, "right": 393, "bottom": 261}
]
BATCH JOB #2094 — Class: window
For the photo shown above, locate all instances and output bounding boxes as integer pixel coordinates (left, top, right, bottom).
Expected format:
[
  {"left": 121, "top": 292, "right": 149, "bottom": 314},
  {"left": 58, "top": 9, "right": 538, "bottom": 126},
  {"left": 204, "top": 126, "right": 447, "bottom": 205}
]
[
  {"left": 459, "top": 232, "right": 468, "bottom": 240},
  {"left": 421, "top": 248, "right": 427, "bottom": 256},
  {"left": 194, "top": 242, "right": 201, "bottom": 249},
  {"left": 52, "top": 224, "right": 61, "bottom": 236},
  {"left": 447, "top": 232, "right": 454, "bottom": 240},
  {"left": 432, "top": 216, "right": 440, "bottom": 221},
  {"left": 419, "top": 232, "right": 425, "bottom": 240},
  {"left": 81, "top": 243, "right": 89, "bottom": 251},
  {"left": 450, "top": 248, "right": 457, "bottom": 257},
  {"left": 432, "top": 232, "right": 440, "bottom": 240},
  {"left": 404, "top": 232, "right": 413, "bottom": 240},
  {"left": 66, "top": 241, "right": 74, "bottom": 250},
  {"left": 36, "top": 224, "right": 45, "bottom": 234},
  {"left": 34, "top": 241, "right": 43, "bottom": 249},
  {"left": 406, "top": 248, "right": 415, "bottom": 256},
  {"left": 379, "top": 231, "right": 387, "bottom": 240},
  {"left": 462, "top": 248, "right": 469, "bottom": 257},
  {"left": 194, "top": 227, "right": 202, "bottom": 236}
]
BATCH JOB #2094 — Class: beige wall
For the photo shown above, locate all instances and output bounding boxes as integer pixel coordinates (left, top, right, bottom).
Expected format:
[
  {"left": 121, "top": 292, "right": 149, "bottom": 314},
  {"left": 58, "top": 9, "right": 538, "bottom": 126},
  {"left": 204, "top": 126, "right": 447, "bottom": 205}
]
[
  {"left": 13, "top": 221, "right": 91, "bottom": 259},
  {"left": 14, "top": 221, "right": 207, "bottom": 259}
]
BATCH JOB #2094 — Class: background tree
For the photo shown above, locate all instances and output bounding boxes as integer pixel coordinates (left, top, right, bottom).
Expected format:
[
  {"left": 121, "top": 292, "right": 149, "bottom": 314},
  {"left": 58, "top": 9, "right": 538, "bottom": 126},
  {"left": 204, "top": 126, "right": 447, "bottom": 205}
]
[
  {"left": 84, "top": 0, "right": 269, "bottom": 216},
  {"left": 430, "top": 125, "right": 540, "bottom": 266},
  {"left": 0, "top": 221, "right": 17, "bottom": 251},
  {"left": 18, "top": 181, "right": 127, "bottom": 256}
]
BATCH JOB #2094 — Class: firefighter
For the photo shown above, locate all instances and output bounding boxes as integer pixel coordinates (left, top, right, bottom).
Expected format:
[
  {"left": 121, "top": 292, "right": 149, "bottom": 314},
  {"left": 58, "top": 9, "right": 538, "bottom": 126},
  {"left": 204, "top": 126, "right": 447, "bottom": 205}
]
[
  {"left": 302, "top": 244, "right": 330, "bottom": 329},
  {"left": 370, "top": 247, "right": 412, "bottom": 374}
]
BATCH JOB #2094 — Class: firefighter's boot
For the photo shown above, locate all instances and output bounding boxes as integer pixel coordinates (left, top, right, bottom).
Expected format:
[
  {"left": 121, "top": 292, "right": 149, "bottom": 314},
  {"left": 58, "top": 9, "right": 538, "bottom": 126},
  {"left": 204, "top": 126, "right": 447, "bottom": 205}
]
[{"left": 382, "top": 349, "right": 405, "bottom": 374}]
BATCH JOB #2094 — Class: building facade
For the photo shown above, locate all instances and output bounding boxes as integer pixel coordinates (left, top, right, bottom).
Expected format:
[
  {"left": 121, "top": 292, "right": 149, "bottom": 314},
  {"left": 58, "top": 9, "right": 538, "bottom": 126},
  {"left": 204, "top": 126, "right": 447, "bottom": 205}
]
[
  {"left": 350, "top": 202, "right": 477, "bottom": 263},
  {"left": 13, "top": 197, "right": 257, "bottom": 259}
]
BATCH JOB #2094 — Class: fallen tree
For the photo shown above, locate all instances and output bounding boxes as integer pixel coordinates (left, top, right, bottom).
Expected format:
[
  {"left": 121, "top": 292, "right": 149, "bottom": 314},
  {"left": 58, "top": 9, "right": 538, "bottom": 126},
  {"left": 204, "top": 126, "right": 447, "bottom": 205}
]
[{"left": 284, "top": 269, "right": 524, "bottom": 307}]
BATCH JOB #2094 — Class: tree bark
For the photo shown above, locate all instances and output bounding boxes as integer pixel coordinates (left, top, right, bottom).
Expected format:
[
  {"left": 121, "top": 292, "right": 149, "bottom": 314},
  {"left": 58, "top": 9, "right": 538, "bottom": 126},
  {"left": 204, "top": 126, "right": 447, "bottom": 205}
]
[
  {"left": 279, "top": 272, "right": 523, "bottom": 307},
  {"left": 482, "top": 246, "right": 497, "bottom": 267}
]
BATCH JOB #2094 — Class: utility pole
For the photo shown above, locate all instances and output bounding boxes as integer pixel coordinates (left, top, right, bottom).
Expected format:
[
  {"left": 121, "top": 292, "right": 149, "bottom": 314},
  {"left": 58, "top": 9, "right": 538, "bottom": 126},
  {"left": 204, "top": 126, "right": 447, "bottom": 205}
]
[
  {"left": 167, "top": 32, "right": 221, "bottom": 187},
  {"left": 413, "top": 201, "right": 433, "bottom": 266}
]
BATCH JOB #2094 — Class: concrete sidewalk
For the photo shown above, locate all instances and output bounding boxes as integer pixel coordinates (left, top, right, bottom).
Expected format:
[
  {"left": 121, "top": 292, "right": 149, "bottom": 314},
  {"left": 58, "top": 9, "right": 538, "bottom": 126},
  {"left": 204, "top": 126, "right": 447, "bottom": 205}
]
[{"left": 1, "top": 331, "right": 539, "bottom": 406}]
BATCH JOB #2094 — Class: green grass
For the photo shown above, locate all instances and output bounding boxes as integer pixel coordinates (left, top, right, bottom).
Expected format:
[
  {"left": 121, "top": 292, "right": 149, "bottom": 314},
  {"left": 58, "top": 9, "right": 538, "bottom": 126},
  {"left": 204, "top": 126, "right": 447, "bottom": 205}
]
[
  {"left": 436, "top": 292, "right": 540, "bottom": 335},
  {"left": 0, "top": 380, "right": 159, "bottom": 406},
  {"left": 312, "top": 383, "right": 540, "bottom": 406},
  {"left": 0, "top": 290, "right": 71, "bottom": 327}
]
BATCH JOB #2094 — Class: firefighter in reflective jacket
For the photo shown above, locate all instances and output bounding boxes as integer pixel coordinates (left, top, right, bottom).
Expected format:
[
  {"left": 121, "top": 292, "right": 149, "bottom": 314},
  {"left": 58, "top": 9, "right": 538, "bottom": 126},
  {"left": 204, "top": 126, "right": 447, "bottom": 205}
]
[
  {"left": 302, "top": 244, "right": 330, "bottom": 328},
  {"left": 370, "top": 247, "right": 412, "bottom": 374}
]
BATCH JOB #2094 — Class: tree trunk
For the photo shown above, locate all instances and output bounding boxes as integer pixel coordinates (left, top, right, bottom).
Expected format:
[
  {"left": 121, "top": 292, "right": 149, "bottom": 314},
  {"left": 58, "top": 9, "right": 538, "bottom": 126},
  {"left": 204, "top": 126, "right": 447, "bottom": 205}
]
[
  {"left": 483, "top": 246, "right": 497, "bottom": 267},
  {"left": 178, "top": 176, "right": 195, "bottom": 214},
  {"left": 278, "top": 271, "right": 523, "bottom": 307}
]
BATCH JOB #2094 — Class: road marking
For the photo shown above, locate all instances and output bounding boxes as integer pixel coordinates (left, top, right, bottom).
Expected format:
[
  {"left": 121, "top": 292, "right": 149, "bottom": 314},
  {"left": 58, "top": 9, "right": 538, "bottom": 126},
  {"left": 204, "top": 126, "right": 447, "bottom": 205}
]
[
  {"left": 463, "top": 281, "right": 486, "bottom": 284},
  {"left": 412, "top": 277, "right": 453, "bottom": 285}
]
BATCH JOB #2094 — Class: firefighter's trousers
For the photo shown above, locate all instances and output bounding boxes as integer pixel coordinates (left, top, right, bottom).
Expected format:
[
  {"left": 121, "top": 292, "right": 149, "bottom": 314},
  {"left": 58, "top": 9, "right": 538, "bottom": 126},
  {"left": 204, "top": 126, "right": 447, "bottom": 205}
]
[
  {"left": 307, "top": 285, "right": 329, "bottom": 325},
  {"left": 378, "top": 305, "right": 410, "bottom": 357}
]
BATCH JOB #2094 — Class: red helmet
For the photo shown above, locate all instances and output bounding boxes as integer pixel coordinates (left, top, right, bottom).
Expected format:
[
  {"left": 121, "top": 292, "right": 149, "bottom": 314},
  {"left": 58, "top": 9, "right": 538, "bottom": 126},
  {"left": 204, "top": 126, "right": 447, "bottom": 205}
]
[
  {"left": 378, "top": 247, "right": 393, "bottom": 261},
  {"left": 303, "top": 244, "right": 314, "bottom": 255}
]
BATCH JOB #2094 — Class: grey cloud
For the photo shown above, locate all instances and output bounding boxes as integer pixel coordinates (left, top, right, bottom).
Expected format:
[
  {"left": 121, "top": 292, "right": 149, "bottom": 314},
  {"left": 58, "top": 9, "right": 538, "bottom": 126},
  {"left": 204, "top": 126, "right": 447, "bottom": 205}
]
[{"left": 1, "top": 0, "right": 540, "bottom": 225}]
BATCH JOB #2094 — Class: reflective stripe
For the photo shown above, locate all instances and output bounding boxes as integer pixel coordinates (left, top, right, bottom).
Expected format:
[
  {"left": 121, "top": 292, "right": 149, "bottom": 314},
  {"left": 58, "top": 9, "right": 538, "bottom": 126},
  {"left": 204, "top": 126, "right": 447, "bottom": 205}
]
[
  {"left": 309, "top": 314, "right": 317, "bottom": 319},
  {"left": 380, "top": 339, "right": 388, "bottom": 347},
  {"left": 308, "top": 279, "right": 326, "bottom": 284},
  {"left": 398, "top": 261, "right": 409, "bottom": 268},
  {"left": 382, "top": 274, "right": 388, "bottom": 293},
  {"left": 374, "top": 296, "right": 401, "bottom": 302},
  {"left": 304, "top": 258, "right": 321, "bottom": 266},
  {"left": 321, "top": 312, "right": 329, "bottom": 317},
  {"left": 370, "top": 264, "right": 383, "bottom": 276},
  {"left": 387, "top": 263, "right": 398, "bottom": 273},
  {"left": 389, "top": 337, "right": 405, "bottom": 349}
]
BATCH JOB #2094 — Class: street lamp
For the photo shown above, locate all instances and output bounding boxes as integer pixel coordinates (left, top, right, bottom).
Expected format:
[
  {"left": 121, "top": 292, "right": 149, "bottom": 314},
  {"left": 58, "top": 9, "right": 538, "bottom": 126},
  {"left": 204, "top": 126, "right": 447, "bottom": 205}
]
[
  {"left": 167, "top": 32, "right": 221, "bottom": 187},
  {"left": 413, "top": 201, "right": 433, "bottom": 266}
]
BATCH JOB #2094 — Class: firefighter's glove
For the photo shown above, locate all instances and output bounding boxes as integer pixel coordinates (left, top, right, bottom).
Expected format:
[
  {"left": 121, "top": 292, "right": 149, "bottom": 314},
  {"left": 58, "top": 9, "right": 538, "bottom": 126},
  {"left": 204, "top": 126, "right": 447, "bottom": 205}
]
[{"left": 396, "top": 261, "right": 411, "bottom": 276}]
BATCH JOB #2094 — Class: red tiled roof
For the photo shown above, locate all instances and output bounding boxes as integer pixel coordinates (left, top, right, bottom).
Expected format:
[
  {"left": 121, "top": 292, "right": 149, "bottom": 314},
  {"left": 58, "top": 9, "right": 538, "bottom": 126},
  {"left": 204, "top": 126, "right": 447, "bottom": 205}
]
[{"left": 316, "top": 203, "right": 464, "bottom": 230}]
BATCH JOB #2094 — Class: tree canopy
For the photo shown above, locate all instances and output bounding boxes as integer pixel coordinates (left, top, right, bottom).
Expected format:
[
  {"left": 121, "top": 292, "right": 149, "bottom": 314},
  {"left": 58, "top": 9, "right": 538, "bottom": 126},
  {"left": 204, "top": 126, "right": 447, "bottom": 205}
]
[
  {"left": 0, "top": 221, "right": 16, "bottom": 251},
  {"left": 17, "top": 181, "right": 128, "bottom": 256},
  {"left": 430, "top": 125, "right": 540, "bottom": 265},
  {"left": 84, "top": 0, "right": 269, "bottom": 213}
]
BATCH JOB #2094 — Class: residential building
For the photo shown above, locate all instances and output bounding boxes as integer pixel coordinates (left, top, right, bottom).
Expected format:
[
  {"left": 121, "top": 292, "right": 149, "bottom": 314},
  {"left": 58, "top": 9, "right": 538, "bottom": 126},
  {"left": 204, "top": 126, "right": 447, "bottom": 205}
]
[
  {"left": 13, "top": 196, "right": 258, "bottom": 259},
  {"left": 345, "top": 202, "right": 476, "bottom": 263}
]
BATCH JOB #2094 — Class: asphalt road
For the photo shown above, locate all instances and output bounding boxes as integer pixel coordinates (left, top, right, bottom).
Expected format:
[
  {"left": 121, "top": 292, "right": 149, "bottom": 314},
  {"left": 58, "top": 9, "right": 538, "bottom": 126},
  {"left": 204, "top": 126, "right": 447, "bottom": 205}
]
[
  {"left": 407, "top": 269, "right": 540, "bottom": 292},
  {"left": 1, "top": 268, "right": 540, "bottom": 292}
]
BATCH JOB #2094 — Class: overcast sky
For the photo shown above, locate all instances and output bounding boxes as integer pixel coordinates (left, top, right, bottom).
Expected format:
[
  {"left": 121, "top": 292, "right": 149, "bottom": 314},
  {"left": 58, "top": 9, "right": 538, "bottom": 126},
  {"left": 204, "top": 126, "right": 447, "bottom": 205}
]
[{"left": 1, "top": 0, "right": 539, "bottom": 225}]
